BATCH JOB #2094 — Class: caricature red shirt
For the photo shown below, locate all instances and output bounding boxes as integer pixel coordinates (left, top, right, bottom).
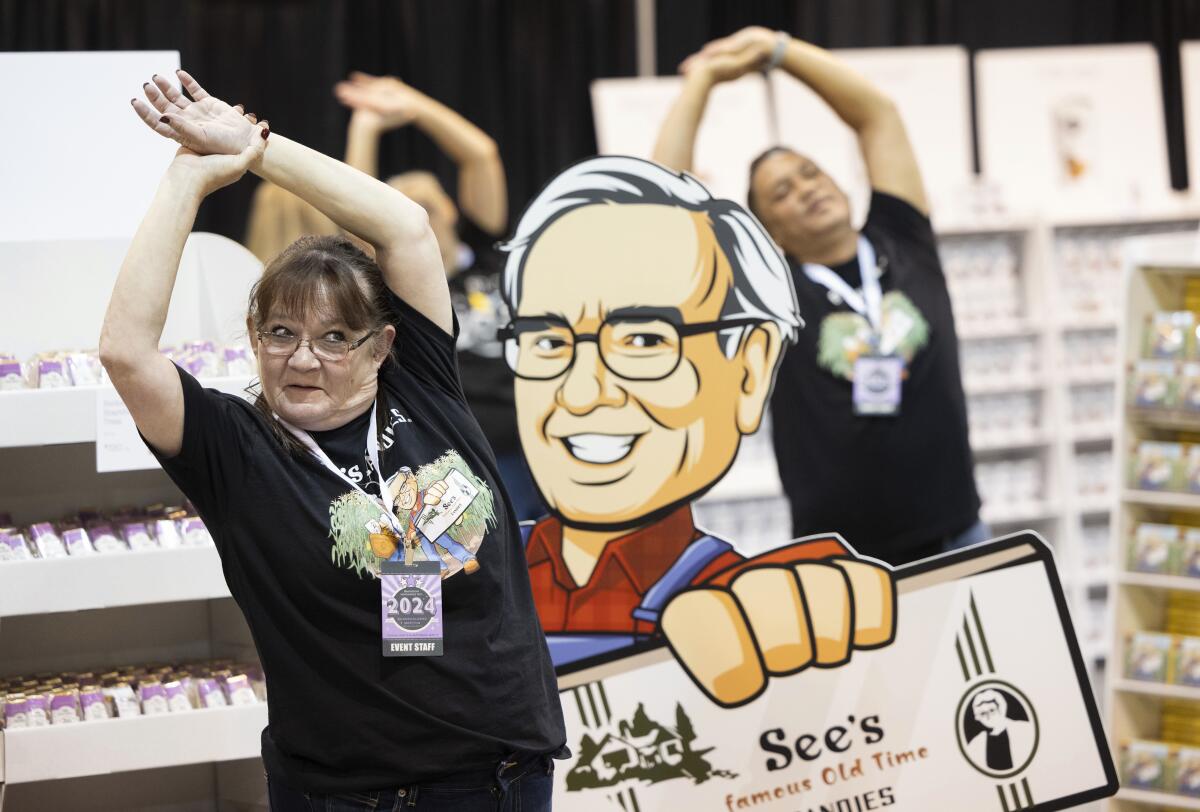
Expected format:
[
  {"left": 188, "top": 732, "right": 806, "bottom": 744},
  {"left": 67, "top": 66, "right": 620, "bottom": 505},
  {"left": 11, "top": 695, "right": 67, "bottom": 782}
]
[{"left": 525, "top": 504, "right": 847, "bottom": 636}]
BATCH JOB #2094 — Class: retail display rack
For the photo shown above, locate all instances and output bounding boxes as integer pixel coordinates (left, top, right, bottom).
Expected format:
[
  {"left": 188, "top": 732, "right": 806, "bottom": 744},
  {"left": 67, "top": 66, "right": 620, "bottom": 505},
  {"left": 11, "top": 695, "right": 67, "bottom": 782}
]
[
  {"left": 1106, "top": 232, "right": 1200, "bottom": 811},
  {"left": 0, "top": 235, "right": 266, "bottom": 811}
]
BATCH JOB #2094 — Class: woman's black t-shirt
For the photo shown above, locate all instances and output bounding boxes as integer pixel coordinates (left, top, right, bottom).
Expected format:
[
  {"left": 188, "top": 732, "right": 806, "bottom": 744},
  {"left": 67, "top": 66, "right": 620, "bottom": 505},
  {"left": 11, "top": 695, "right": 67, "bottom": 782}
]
[
  {"left": 147, "top": 289, "right": 565, "bottom": 793},
  {"left": 769, "top": 191, "right": 981, "bottom": 560}
]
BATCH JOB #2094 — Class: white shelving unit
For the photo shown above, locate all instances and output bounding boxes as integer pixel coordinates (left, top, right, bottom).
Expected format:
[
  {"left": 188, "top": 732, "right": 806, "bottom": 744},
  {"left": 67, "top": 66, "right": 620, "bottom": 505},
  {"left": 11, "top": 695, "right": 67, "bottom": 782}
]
[
  {"left": 1105, "top": 233, "right": 1200, "bottom": 811},
  {"left": 0, "top": 376, "right": 251, "bottom": 449},
  {"left": 0, "top": 704, "right": 268, "bottom": 785},
  {"left": 0, "top": 234, "right": 267, "bottom": 812}
]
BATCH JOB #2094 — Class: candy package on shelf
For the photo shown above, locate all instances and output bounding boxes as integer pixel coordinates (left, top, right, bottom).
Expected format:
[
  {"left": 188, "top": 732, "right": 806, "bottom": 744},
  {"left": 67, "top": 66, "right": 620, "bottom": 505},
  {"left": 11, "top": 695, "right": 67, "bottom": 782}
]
[
  {"left": 0, "top": 503, "right": 212, "bottom": 564},
  {"left": 0, "top": 341, "right": 256, "bottom": 391},
  {"left": 0, "top": 659, "right": 265, "bottom": 730}
]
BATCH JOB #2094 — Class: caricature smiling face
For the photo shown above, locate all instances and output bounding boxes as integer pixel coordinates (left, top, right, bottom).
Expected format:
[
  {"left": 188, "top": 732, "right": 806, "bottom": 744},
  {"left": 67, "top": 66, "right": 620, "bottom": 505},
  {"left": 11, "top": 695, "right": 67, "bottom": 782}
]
[
  {"left": 513, "top": 203, "right": 781, "bottom": 528},
  {"left": 391, "top": 470, "right": 419, "bottom": 512}
]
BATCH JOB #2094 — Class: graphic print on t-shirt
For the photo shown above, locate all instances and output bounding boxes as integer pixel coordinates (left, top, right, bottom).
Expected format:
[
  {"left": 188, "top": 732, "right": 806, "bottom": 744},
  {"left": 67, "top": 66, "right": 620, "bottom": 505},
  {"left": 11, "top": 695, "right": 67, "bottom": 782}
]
[
  {"left": 816, "top": 290, "right": 930, "bottom": 381},
  {"left": 327, "top": 450, "right": 497, "bottom": 580}
]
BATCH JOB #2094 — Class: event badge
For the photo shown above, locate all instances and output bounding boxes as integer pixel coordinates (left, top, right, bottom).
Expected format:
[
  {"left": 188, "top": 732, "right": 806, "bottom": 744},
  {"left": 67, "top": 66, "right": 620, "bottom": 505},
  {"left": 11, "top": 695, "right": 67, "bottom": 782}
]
[
  {"left": 380, "top": 560, "right": 443, "bottom": 657},
  {"left": 853, "top": 354, "right": 904, "bottom": 416}
]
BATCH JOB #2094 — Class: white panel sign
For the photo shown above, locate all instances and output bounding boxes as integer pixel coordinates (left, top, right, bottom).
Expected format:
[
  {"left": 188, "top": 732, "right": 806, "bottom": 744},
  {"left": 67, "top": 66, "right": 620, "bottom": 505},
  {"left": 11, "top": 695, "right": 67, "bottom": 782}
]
[
  {"left": 0, "top": 51, "right": 181, "bottom": 242},
  {"left": 592, "top": 75, "right": 773, "bottom": 204},
  {"left": 95, "top": 386, "right": 158, "bottom": 473},
  {"left": 96, "top": 377, "right": 254, "bottom": 473},
  {"left": 553, "top": 535, "right": 1116, "bottom": 811},
  {"left": 977, "top": 44, "right": 1185, "bottom": 221}
]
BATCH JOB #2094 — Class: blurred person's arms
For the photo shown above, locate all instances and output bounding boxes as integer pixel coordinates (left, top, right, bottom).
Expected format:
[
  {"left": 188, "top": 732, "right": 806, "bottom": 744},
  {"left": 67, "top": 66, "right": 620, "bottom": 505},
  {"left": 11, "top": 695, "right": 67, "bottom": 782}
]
[
  {"left": 337, "top": 73, "right": 508, "bottom": 234},
  {"left": 656, "top": 27, "right": 927, "bottom": 215}
]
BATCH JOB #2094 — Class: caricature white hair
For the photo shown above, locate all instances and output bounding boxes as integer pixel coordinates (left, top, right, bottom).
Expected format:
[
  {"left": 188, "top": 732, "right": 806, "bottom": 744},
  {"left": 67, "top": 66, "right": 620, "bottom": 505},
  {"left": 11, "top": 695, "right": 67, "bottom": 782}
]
[{"left": 499, "top": 156, "right": 802, "bottom": 356}]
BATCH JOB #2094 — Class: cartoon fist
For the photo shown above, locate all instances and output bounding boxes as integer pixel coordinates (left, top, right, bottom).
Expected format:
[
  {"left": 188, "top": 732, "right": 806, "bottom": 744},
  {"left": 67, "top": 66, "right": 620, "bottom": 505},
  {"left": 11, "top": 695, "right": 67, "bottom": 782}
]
[
  {"left": 661, "top": 556, "right": 895, "bottom": 708},
  {"left": 425, "top": 480, "right": 449, "bottom": 505}
]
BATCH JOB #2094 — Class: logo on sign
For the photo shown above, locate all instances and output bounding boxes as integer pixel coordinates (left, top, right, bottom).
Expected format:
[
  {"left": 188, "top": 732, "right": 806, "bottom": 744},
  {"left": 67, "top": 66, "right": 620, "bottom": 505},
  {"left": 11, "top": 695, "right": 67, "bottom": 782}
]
[
  {"left": 566, "top": 701, "right": 736, "bottom": 792},
  {"left": 956, "top": 679, "right": 1040, "bottom": 780}
]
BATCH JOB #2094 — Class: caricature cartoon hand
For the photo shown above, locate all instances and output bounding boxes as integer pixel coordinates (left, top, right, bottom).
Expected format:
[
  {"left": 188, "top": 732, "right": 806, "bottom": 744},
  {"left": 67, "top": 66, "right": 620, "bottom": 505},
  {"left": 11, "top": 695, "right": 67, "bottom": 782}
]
[
  {"left": 661, "top": 556, "right": 895, "bottom": 707},
  {"left": 425, "top": 480, "right": 449, "bottom": 505}
]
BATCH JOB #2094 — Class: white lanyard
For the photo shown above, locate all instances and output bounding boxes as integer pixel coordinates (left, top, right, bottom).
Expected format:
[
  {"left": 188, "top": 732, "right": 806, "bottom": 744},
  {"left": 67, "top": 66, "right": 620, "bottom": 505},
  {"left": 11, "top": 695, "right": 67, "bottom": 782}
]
[
  {"left": 802, "top": 235, "right": 882, "bottom": 332},
  {"left": 277, "top": 399, "right": 402, "bottom": 537}
]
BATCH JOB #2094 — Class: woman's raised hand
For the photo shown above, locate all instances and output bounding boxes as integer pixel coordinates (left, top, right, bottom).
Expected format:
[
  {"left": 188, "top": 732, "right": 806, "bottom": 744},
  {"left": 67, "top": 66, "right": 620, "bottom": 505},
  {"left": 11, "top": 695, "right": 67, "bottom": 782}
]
[
  {"left": 334, "top": 72, "right": 426, "bottom": 131},
  {"left": 132, "top": 70, "right": 266, "bottom": 156},
  {"left": 131, "top": 70, "right": 269, "bottom": 196},
  {"left": 679, "top": 26, "right": 776, "bottom": 84}
]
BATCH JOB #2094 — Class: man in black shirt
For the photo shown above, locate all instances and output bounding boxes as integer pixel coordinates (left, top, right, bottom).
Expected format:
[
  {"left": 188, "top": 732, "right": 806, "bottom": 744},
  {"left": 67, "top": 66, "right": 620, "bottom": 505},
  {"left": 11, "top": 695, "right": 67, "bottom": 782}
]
[{"left": 654, "top": 28, "right": 983, "bottom": 565}]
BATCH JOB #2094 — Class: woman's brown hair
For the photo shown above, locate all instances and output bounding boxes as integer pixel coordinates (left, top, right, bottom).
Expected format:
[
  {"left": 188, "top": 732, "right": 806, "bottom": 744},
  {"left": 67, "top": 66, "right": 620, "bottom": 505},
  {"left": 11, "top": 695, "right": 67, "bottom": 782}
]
[{"left": 245, "top": 234, "right": 396, "bottom": 455}]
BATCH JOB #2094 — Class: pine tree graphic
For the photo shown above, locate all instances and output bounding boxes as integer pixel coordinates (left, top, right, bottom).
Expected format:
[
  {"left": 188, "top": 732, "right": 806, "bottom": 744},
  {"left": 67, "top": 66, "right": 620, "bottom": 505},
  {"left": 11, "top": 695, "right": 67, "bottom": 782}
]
[{"left": 565, "top": 702, "right": 737, "bottom": 792}]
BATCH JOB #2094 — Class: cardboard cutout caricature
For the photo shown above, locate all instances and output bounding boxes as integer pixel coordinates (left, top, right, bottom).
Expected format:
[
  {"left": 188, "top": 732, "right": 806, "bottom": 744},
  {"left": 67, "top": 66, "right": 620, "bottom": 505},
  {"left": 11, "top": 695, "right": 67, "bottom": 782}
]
[{"left": 499, "top": 157, "right": 1117, "bottom": 810}]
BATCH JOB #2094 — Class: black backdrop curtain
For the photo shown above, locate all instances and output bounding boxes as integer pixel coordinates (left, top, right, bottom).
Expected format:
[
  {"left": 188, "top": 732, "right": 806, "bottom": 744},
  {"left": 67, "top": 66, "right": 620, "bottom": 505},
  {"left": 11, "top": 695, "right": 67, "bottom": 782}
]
[{"left": 5, "top": 0, "right": 1200, "bottom": 242}]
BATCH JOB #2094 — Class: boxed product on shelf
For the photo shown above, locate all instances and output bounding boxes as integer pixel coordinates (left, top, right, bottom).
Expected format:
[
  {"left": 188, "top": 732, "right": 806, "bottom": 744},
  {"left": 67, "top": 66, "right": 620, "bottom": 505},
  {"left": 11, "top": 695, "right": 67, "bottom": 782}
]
[
  {"left": 1188, "top": 445, "right": 1200, "bottom": 494},
  {"left": 1182, "top": 363, "right": 1200, "bottom": 412},
  {"left": 1121, "top": 739, "right": 1171, "bottom": 790},
  {"left": 1170, "top": 745, "right": 1200, "bottom": 796},
  {"left": 0, "top": 529, "right": 32, "bottom": 561},
  {"left": 0, "top": 506, "right": 212, "bottom": 563},
  {"left": 0, "top": 354, "right": 23, "bottom": 390},
  {"left": 1126, "top": 626, "right": 1200, "bottom": 687},
  {"left": 1126, "top": 631, "right": 1174, "bottom": 682},
  {"left": 1145, "top": 311, "right": 1198, "bottom": 361},
  {"left": 0, "top": 659, "right": 265, "bottom": 730},
  {"left": 1177, "top": 637, "right": 1200, "bottom": 687},
  {"left": 1181, "top": 529, "right": 1200, "bottom": 578},
  {"left": 1132, "top": 360, "right": 1181, "bottom": 409},
  {"left": 1130, "top": 440, "right": 1185, "bottom": 491},
  {"left": 0, "top": 341, "right": 254, "bottom": 391},
  {"left": 1131, "top": 523, "right": 1178, "bottom": 573}
]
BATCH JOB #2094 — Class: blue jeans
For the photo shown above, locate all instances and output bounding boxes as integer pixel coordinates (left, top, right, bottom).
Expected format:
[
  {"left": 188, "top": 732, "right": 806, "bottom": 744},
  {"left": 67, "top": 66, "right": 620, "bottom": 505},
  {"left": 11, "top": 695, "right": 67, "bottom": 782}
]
[
  {"left": 267, "top": 752, "right": 555, "bottom": 811},
  {"left": 893, "top": 518, "right": 991, "bottom": 566},
  {"left": 942, "top": 518, "right": 991, "bottom": 553},
  {"left": 419, "top": 532, "right": 475, "bottom": 568}
]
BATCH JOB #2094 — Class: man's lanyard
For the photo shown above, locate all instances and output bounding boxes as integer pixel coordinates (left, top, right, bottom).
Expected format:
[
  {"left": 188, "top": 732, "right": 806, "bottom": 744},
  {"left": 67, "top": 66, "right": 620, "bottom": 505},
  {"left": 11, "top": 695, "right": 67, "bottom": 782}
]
[
  {"left": 276, "top": 399, "right": 402, "bottom": 537},
  {"left": 802, "top": 235, "right": 882, "bottom": 332}
]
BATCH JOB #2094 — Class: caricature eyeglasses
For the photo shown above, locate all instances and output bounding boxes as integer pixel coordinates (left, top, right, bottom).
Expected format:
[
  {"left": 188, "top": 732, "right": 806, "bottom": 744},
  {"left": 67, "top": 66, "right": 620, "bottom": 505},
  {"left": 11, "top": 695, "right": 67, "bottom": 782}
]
[{"left": 497, "top": 315, "right": 765, "bottom": 381}]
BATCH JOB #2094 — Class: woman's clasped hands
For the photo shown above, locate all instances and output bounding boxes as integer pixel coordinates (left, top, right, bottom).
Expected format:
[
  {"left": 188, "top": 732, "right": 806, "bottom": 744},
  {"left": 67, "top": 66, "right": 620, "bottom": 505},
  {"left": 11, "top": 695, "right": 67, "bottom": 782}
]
[{"left": 130, "top": 69, "right": 270, "bottom": 196}]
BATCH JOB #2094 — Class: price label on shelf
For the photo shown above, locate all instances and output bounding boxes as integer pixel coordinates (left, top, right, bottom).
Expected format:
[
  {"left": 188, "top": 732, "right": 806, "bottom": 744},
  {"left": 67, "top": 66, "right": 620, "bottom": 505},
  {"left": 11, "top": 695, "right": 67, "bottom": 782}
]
[{"left": 95, "top": 386, "right": 159, "bottom": 472}]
